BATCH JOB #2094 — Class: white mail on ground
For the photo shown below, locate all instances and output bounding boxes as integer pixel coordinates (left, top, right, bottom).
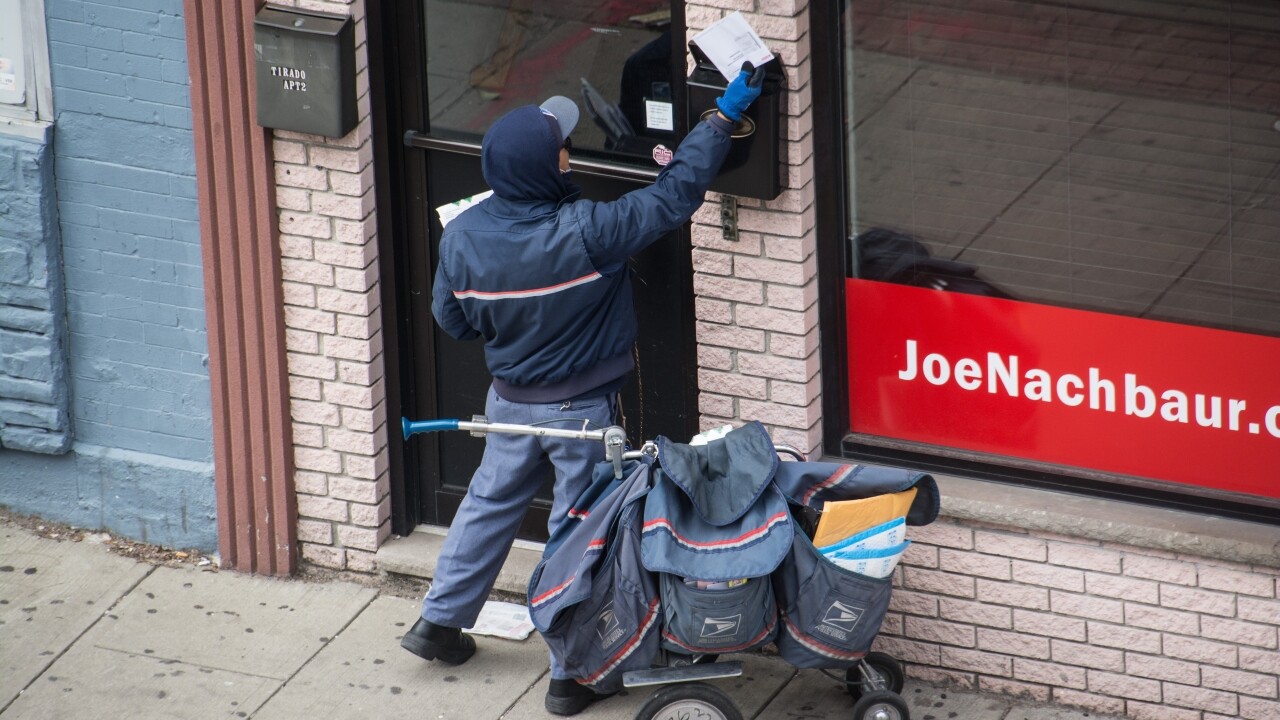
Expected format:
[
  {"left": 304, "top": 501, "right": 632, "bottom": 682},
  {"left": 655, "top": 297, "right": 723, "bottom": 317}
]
[{"left": 463, "top": 599, "right": 535, "bottom": 641}]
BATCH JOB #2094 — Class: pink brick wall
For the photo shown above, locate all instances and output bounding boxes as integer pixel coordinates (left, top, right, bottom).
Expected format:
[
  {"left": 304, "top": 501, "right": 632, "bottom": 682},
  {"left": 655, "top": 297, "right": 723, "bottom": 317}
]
[
  {"left": 878, "top": 521, "right": 1280, "bottom": 719},
  {"left": 274, "top": 0, "right": 391, "bottom": 573},
  {"left": 686, "top": 0, "right": 821, "bottom": 454}
]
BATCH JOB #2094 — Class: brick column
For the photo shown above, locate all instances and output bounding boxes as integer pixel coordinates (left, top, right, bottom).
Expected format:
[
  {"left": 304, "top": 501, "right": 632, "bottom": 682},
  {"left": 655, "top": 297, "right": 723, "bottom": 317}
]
[
  {"left": 269, "top": 0, "right": 391, "bottom": 572},
  {"left": 685, "top": 1, "right": 820, "bottom": 453},
  {"left": 186, "top": 0, "right": 297, "bottom": 575}
]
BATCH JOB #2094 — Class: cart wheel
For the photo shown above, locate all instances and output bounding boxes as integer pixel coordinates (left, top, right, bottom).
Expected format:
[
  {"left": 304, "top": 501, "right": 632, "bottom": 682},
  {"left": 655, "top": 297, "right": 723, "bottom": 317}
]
[
  {"left": 851, "top": 690, "right": 910, "bottom": 720},
  {"left": 845, "top": 651, "right": 905, "bottom": 700},
  {"left": 634, "top": 682, "right": 743, "bottom": 720}
]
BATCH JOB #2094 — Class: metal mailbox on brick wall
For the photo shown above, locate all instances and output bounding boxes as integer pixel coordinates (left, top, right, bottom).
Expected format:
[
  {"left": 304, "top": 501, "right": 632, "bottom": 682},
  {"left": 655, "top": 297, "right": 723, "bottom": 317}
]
[
  {"left": 253, "top": 5, "right": 356, "bottom": 138},
  {"left": 686, "top": 43, "right": 786, "bottom": 201}
]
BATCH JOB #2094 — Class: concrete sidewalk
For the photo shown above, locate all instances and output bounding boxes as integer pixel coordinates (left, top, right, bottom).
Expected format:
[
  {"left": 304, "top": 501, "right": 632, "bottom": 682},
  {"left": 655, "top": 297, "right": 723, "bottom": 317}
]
[{"left": 1, "top": 520, "right": 1122, "bottom": 720}]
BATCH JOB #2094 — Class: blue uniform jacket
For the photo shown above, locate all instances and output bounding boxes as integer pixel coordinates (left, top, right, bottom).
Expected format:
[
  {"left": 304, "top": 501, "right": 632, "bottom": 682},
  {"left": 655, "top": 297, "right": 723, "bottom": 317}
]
[{"left": 432, "top": 112, "right": 733, "bottom": 402}]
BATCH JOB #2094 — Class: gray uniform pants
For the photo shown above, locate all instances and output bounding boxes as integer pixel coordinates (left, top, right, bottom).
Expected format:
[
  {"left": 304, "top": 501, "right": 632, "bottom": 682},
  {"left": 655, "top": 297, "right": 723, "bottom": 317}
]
[{"left": 419, "top": 384, "right": 615, "bottom": 678}]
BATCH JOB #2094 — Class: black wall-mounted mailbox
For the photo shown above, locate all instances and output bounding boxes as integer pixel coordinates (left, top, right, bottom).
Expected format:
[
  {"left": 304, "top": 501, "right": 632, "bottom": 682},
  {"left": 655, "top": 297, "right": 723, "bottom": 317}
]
[
  {"left": 254, "top": 5, "right": 356, "bottom": 138},
  {"left": 686, "top": 43, "right": 787, "bottom": 201}
]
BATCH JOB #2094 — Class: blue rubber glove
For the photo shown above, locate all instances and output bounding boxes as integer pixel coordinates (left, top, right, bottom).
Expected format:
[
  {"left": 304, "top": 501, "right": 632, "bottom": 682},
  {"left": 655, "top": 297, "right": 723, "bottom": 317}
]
[{"left": 715, "top": 62, "right": 766, "bottom": 122}]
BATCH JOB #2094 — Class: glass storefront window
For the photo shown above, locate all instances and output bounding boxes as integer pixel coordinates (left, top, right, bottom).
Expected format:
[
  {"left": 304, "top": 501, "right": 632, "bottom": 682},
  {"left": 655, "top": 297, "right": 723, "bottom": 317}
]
[
  {"left": 842, "top": 0, "right": 1280, "bottom": 336},
  {"left": 834, "top": 1, "right": 1280, "bottom": 511},
  {"left": 424, "top": 1, "right": 677, "bottom": 166}
]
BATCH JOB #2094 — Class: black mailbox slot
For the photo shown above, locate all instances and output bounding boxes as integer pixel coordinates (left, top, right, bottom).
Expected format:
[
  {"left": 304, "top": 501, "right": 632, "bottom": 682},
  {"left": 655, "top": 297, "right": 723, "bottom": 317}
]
[
  {"left": 254, "top": 5, "right": 356, "bottom": 138},
  {"left": 686, "top": 42, "right": 786, "bottom": 201}
]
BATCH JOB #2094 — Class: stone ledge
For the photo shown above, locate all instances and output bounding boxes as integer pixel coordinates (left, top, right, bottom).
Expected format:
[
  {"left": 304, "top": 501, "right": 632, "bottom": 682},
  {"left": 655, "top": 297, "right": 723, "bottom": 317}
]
[
  {"left": 375, "top": 479, "right": 1280, "bottom": 591},
  {"left": 0, "top": 444, "right": 217, "bottom": 551},
  {"left": 935, "top": 474, "right": 1280, "bottom": 569},
  {"left": 0, "top": 117, "right": 53, "bottom": 143},
  {"left": 375, "top": 525, "right": 543, "bottom": 598}
]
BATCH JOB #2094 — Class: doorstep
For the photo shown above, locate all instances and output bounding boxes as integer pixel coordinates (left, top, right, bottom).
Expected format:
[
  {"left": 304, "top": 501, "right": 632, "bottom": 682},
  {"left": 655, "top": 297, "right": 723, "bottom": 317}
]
[{"left": 375, "top": 525, "right": 545, "bottom": 597}]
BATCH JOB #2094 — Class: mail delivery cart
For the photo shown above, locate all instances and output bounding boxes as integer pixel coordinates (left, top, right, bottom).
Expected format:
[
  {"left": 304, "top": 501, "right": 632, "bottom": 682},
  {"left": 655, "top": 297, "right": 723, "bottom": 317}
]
[{"left": 403, "top": 415, "right": 938, "bottom": 720}]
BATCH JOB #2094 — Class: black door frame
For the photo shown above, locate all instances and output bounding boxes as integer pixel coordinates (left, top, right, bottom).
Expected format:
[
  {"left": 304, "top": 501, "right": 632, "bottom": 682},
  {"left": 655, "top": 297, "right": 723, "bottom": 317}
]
[
  {"left": 812, "top": 0, "right": 851, "bottom": 460},
  {"left": 371, "top": 0, "right": 695, "bottom": 536},
  {"left": 369, "top": 0, "right": 431, "bottom": 536}
]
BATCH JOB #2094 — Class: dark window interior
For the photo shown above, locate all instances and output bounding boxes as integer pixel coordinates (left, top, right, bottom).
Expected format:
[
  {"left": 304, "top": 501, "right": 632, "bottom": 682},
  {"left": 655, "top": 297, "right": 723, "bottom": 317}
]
[
  {"left": 842, "top": 0, "right": 1280, "bottom": 337},
  {"left": 424, "top": 0, "right": 677, "bottom": 165}
]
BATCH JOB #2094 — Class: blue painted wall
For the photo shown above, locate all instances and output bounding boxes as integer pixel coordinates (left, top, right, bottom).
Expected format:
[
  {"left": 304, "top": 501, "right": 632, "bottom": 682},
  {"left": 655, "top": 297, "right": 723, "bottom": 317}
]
[
  {"left": 0, "top": 0, "right": 215, "bottom": 550},
  {"left": 0, "top": 128, "right": 72, "bottom": 455}
]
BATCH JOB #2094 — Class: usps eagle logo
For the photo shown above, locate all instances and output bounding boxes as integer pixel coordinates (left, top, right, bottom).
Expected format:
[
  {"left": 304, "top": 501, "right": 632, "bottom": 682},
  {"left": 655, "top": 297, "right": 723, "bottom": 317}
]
[
  {"left": 821, "top": 600, "right": 864, "bottom": 634},
  {"left": 699, "top": 614, "right": 743, "bottom": 640},
  {"left": 595, "top": 601, "right": 624, "bottom": 648}
]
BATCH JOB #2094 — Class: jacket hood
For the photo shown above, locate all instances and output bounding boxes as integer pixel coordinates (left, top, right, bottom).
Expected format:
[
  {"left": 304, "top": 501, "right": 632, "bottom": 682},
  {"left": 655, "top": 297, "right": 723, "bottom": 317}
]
[{"left": 482, "top": 105, "right": 578, "bottom": 202}]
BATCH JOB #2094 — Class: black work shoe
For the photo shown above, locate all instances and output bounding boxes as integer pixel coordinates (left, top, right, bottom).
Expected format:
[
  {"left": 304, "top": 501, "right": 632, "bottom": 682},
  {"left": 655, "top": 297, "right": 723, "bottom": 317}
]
[
  {"left": 399, "top": 618, "right": 476, "bottom": 665},
  {"left": 545, "top": 678, "right": 616, "bottom": 716}
]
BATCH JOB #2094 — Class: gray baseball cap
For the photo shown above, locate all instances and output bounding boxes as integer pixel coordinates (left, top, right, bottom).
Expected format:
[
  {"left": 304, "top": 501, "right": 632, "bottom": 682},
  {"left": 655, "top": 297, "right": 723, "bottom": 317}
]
[{"left": 539, "top": 95, "right": 579, "bottom": 143}]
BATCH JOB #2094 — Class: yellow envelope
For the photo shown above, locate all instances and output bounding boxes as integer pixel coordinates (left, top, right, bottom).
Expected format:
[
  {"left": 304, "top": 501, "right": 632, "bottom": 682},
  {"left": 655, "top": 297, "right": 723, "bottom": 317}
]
[{"left": 812, "top": 487, "right": 918, "bottom": 548}]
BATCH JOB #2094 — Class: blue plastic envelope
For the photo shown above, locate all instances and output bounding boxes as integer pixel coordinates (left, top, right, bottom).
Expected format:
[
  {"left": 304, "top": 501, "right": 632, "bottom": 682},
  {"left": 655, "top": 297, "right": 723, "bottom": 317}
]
[
  {"left": 816, "top": 517, "right": 906, "bottom": 555},
  {"left": 823, "top": 539, "right": 912, "bottom": 579}
]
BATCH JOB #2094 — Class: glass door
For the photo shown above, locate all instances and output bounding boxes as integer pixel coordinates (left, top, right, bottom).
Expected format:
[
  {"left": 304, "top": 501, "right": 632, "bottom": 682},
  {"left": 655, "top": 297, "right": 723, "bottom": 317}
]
[{"left": 390, "top": 0, "right": 696, "bottom": 539}]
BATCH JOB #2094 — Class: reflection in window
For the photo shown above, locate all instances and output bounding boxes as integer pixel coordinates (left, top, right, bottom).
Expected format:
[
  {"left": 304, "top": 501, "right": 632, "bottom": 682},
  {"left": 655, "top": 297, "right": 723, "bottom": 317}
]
[
  {"left": 425, "top": 1, "right": 675, "bottom": 165},
  {"left": 842, "top": 0, "right": 1280, "bottom": 337}
]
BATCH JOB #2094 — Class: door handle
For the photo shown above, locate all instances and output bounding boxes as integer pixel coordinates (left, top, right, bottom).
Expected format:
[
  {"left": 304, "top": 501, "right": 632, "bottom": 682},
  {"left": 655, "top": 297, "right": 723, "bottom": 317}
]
[{"left": 403, "top": 130, "right": 660, "bottom": 182}]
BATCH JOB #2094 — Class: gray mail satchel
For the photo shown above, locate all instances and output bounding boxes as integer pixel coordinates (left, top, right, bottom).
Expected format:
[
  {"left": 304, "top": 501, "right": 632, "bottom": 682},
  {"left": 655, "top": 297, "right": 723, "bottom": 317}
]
[{"left": 527, "top": 459, "right": 660, "bottom": 693}]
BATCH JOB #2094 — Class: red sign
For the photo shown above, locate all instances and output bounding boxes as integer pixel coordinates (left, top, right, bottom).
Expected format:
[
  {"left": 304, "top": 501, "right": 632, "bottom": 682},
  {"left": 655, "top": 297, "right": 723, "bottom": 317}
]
[
  {"left": 652, "top": 144, "right": 673, "bottom": 166},
  {"left": 847, "top": 279, "right": 1280, "bottom": 501}
]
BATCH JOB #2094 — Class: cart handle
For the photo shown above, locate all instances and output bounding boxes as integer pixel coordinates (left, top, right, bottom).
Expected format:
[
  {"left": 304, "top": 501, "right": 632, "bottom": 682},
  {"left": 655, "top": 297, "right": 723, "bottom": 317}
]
[
  {"left": 403, "top": 416, "right": 632, "bottom": 478},
  {"left": 401, "top": 418, "right": 459, "bottom": 435},
  {"left": 402, "top": 417, "right": 806, "bottom": 478}
]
